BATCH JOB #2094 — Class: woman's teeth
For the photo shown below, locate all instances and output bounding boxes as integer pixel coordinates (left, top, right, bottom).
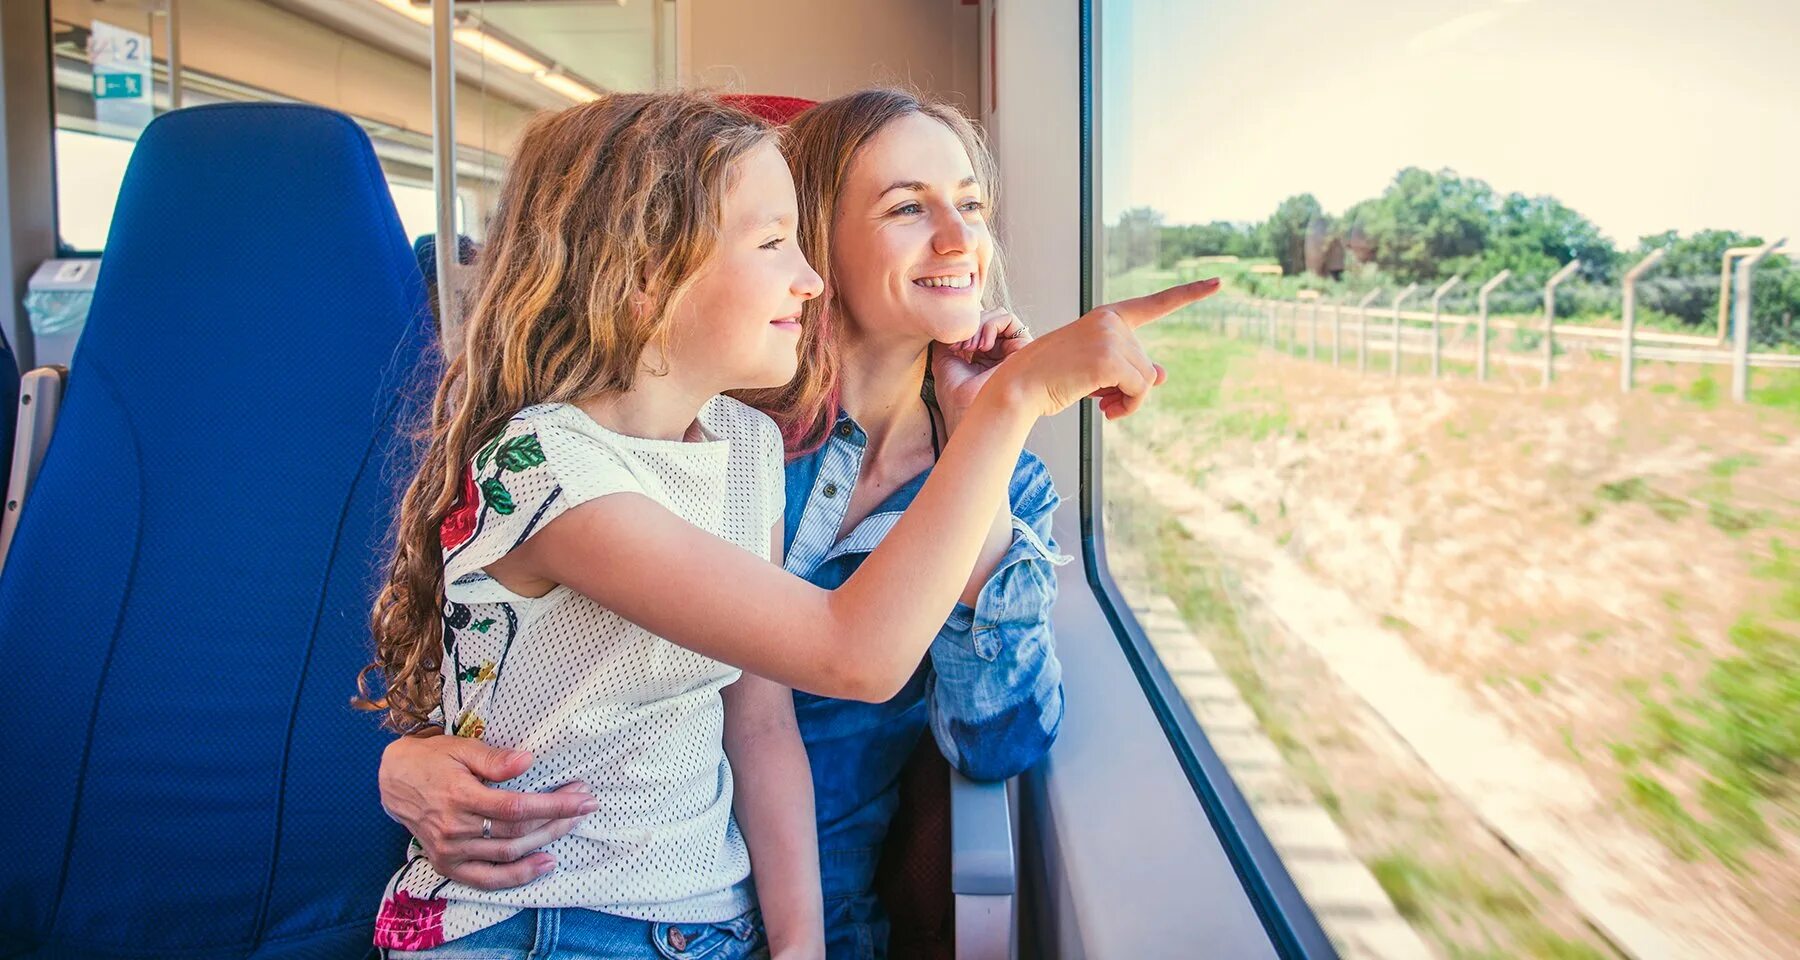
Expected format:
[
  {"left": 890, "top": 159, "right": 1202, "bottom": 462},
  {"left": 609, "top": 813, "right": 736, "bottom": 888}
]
[{"left": 914, "top": 274, "right": 972, "bottom": 289}]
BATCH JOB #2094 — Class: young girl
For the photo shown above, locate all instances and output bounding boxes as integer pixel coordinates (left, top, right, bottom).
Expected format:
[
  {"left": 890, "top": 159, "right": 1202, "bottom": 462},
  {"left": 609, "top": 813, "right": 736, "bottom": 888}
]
[{"left": 360, "top": 91, "right": 1211, "bottom": 958}]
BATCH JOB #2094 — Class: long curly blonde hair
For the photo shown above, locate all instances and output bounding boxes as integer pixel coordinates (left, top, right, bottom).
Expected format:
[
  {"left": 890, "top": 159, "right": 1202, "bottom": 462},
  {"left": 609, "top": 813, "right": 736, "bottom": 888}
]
[{"left": 356, "top": 92, "right": 775, "bottom": 731}]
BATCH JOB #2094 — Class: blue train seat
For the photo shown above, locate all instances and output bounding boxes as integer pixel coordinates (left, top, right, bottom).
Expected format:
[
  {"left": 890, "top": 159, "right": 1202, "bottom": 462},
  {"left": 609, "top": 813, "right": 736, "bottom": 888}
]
[{"left": 0, "top": 103, "right": 430, "bottom": 958}]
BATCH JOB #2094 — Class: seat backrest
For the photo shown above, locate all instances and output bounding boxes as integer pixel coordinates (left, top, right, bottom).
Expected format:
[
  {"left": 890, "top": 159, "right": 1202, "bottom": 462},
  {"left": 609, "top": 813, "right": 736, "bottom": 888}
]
[
  {"left": 0, "top": 103, "right": 430, "bottom": 958},
  {"left": 876, "top": 732, "right": 956, "bottom": 960}
]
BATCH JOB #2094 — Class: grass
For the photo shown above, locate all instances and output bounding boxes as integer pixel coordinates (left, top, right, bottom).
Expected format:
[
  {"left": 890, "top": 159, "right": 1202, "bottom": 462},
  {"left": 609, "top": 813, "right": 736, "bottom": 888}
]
[
  {"left": 1380, "top": 613, "right": 1418, "bottom": 636},
  {"left": 1695, "top": 457, "right": 1770, "bottom": 536},
  {"left": 1620, "top": 539, "right": 1800, "bottom": 869},
  {"left": 1561, "top": 725, "right": 1584, "bottom": 761},
  {"left": 1135, "top": 326, "right": 1292, "bottom": 447},
  {"left": 1708, "top": 501, "right": 1769, "bottom": 536},
  {"left": 1501, "top": 623, "right": 1534, "bottom": 646},
  {"left": 1594, "top": 476, "right": 1692, "bottom": 522},
  {"left": 1137, "top": 325, "right": 1245, "bottom": 413},
  {"left": 1368, "top": 853, "right": 1612, "bottom": 960},
  {"left": 1687, "top": 372, "right": 1721, "bottom": 409},
  {"left": 1710, "top": 454, "right": 1762, "bottom": 478},
  {"left": 1752, "top": 368, "right": 1800, "bottom": 414}
]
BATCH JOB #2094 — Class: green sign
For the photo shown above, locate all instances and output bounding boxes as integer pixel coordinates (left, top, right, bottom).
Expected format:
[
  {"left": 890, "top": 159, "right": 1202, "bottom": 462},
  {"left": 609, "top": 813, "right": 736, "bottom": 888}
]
[{"left": 93, "top": 72, "right": 143, "bottom": 100}]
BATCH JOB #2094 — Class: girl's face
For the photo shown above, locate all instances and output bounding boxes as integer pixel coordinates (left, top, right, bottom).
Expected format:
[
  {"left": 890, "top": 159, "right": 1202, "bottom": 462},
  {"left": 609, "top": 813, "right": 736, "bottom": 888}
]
[
  {"left": 831, "top": 112, "right": 994, "bottom": 347},
  {"left": 669, "top": 140, "right": 824, "bottom": 392}
]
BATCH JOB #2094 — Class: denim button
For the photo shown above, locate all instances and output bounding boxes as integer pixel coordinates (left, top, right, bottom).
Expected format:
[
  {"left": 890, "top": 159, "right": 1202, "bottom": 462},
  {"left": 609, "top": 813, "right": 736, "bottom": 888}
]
[
  {"left": 823, "top": 482, "right": 838, "bottom": 498},
  {"left": 837, "top": 422, "right": 853, "bottom": 438},
  {"left": 667, "top": 926, "right": 689, "bottom": 951}
]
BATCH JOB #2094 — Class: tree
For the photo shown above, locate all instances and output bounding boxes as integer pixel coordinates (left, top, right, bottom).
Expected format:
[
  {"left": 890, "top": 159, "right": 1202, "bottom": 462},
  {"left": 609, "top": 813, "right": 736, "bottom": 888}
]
[
  {"left": 1108, "top": 206, "right": 1163, "bottom": 275},
  {"left": 1265, "top": 193, "right": 1323, "bottom": 276},
  {"left": 1479, "top": 193, "right": 1618, "bottom": 284},
  {"left": 1341, "top": 168, "right": 1495, "bottom": 284},
  {"left": 1155, "top": 220, "right": 1264, "bottom": 268},
  {"left": 1634, "top": 229, "right": 1798, "bottom": 343}
]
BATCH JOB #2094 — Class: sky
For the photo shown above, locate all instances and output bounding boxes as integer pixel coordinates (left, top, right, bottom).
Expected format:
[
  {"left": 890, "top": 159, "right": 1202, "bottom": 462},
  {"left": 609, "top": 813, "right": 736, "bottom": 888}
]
[{"left": 1100, "top": 0, "right": 1800, "bottom": 247}]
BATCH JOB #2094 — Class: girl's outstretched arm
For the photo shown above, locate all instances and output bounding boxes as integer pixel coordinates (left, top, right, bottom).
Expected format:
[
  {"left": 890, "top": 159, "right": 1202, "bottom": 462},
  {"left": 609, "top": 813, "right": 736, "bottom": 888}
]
[
  {"left": 495, "top": 278, "right": 1217, "bottom": 701},
  {"left": 720, "top": 531, "right": 823, "bottom": 960}
]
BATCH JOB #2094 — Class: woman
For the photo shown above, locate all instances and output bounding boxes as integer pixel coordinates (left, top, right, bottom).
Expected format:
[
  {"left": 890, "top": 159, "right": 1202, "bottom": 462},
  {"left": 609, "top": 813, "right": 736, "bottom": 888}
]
[{"left": 378, "top": 89, "right": 1119, "bottom": 959}]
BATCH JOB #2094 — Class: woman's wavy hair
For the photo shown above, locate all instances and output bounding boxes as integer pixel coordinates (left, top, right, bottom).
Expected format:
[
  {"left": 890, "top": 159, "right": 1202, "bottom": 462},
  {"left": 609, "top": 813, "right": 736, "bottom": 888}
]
[
  {"left": 732, "top": 88, "right": 1010, "bottom": 456},
  {"left": 356, "top": 92, "right": 775, "bottom": 731}
]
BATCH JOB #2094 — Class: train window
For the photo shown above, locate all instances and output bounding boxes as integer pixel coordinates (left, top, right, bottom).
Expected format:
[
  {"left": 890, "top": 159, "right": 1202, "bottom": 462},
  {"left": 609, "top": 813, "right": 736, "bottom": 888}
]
[
  {"left": 43, "top": 0, "right": 621, "bottom": 253},
  {"left": 1093, "top": 1, "right": 1798, "bottom": 957}
]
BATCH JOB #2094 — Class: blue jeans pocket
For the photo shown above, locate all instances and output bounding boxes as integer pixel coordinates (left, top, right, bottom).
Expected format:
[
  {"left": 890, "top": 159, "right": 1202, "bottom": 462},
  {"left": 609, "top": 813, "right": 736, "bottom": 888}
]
[{"left": 650, "top": 908, "right": 764, "bottom": 960}]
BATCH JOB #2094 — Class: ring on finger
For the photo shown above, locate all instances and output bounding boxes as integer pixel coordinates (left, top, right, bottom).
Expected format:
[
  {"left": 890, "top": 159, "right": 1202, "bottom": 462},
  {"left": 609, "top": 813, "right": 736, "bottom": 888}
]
[{"left": 481, "top": 817, "right": 493, "bottom": 840}]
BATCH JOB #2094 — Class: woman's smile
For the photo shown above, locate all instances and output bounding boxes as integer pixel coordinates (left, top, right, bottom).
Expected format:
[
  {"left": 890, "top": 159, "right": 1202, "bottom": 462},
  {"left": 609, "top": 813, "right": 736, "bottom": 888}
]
[{"left": 911, "top": 270, "right": 978, "bottom": 293}]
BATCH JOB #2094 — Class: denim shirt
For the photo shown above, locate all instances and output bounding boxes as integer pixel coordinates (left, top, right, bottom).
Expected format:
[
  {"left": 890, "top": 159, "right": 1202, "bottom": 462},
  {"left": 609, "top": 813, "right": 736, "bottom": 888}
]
[{"left": 782, "top": 412, "right": 1069, "bottom": 903}]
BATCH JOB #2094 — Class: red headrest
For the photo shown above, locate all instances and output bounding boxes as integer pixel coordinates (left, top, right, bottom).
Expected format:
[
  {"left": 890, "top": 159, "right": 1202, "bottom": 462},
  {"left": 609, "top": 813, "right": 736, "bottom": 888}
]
[{"left": 720, "top": 94, "right": 817, "bottom": 125}]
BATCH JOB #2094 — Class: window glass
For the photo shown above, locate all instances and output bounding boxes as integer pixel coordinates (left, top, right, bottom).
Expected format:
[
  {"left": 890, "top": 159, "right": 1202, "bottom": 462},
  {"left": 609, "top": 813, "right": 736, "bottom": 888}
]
[
  {"left": 1096, "top": 2, "right": 1799, "bottom": 957},
  {"left": 45, "top": 0, "right": 545, "bottom": 255}
]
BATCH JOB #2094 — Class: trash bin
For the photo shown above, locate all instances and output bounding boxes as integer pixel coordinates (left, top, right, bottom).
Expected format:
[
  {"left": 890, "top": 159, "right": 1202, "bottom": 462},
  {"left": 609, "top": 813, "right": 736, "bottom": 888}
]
[{"left": 24, "top": 258, "right": 100, "bottom": 369}]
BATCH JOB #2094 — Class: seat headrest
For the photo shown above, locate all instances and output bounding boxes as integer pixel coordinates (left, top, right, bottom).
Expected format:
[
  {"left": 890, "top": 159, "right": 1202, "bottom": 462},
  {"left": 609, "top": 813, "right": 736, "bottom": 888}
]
[
  {"left": 721, "top": 94, "right": 817, "bottom": 125},
  {"left": 77, "top": 102, "right": 426, "bottom": 379}
]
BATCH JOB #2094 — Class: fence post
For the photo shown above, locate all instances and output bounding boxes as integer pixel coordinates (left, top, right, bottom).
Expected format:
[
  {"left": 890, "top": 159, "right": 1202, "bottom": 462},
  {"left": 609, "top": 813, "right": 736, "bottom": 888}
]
[
  {"left": 1309, "top": 300, "right": 1320, "bottom": 361},
  {"left": 1357, "top": 288, "right": 1382, "bottom": 374},
  {"left": 1429, "top": 275, "right": 1462, "bottom": 379},
  {"left": 1288, "top": 301, "right": 1299, "bottom": 354},
  {"left": 1265, "top": 299, "right": 1276, "bottom": 348},
  {"left": 1620, "top": 248, "right": 1666, "bottom": 393},
  {"left": 1542, "top": 260, "right": 1581, "bottom": 387},
  {"left": 1332, "top": 297, "right": 1344, "bottom": 367},
  {"left": 1392, "top": 283, "right": 1420, "bottom": 378},
  {"left": 1732, "top": 238, "right": 1785, "bottom": 403},
  {"left": 1716, "top": 245, "right": 1772, "bottom": 344},
  {"left": 1477, "top": 270, "right": 1509, "bottom": 383}
]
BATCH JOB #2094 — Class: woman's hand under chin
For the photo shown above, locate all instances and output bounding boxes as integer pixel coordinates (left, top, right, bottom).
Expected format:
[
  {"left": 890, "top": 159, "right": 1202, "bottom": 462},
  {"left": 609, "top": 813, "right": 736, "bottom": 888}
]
[{"left": 930, "top": 307, "right": 1032, "bottom": 437}]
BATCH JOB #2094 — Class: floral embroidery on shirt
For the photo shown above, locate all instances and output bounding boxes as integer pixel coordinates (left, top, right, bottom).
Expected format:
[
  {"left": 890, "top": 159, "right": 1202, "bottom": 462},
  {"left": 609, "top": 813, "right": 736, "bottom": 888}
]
[
  {"left": 479, "top": 477, "right": 515, "bottom": 515},
  {"left": 494, "top": 434, "right": 546, "bottom": 472},
  {"left": 373, "top": 889, "right": 448, "bottom": 950},
  {"left": 453, "top": 710, "right": 485, "bottom": 739},
  {"left": 446, "top": 432, "right": 544, "bottom": 550},
  {"left": 457, "top": 660, "right": 496, "bottom": 684},
  {"left": 440, "top": 468, "right": 480, "bottom": 551}
]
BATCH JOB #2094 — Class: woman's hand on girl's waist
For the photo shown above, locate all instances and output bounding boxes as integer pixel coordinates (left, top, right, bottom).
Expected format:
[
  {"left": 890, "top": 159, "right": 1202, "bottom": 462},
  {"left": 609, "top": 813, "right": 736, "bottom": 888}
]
[{"left": 379, "top": 730, "right": 597, "bottom": 890}]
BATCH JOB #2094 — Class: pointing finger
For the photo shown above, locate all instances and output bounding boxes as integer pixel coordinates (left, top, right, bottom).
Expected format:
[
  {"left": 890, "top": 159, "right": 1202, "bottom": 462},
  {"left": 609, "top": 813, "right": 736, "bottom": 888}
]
[{"left": 1101, "top": 277, "right": 1220, "bottom": 329}]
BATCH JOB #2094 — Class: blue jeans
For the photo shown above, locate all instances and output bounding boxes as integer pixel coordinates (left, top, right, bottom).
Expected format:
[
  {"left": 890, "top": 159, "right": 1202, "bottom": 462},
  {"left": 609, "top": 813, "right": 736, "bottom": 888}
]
[
  {"left": 823, "top": 894, "right": 888, "bottom": 960},
  {"left": 389, "top": 907, "right": 767, "bottom": 960}
]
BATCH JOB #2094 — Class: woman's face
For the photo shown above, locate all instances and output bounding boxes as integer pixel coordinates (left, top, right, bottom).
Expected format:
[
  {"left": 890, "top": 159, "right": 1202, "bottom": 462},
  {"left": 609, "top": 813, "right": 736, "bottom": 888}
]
[
  {"left": 669, "top": 140, "right": 823, "bottom": 391},
  {"left": 831, "top": 112, "right": 993, "bottom": 347}
]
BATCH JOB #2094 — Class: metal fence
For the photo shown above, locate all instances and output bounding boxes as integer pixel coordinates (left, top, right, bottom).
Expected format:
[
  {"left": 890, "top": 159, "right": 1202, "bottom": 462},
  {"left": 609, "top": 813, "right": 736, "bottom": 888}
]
[{"left": 1183, "top": 241, "right": 1798, "bottom": 402}]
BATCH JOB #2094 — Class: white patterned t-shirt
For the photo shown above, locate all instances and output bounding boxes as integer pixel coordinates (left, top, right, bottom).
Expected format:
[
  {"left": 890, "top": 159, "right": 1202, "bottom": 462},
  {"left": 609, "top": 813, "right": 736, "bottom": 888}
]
[{"left": 374, "top": 396, "right": 786, "bottom": 951}]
